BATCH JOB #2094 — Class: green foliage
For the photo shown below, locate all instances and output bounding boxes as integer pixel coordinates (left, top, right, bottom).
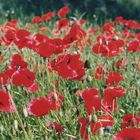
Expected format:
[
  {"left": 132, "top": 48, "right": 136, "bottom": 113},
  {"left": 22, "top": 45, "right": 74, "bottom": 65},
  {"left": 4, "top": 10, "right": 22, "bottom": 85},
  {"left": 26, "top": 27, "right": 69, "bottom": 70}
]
[{"left": 0, "top": 0, "right": 140, "bottom": 22}]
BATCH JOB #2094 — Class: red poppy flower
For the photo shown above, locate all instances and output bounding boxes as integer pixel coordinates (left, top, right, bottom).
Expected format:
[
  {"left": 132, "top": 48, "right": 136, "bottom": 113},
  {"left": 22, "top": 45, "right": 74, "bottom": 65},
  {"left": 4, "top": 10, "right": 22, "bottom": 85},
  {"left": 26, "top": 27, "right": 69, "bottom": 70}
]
[
  {"left": 47, "top": 90, "right": 64, "bottom": 110},
  {"left": 102, "top": 86, "right": 125, "bottom": 113},
  {"left": 7, "top": 54, "right": 39, "bottom": 92},
  {"left": 56, "top": 18, "right": 69, "bottom": 30},
  {"left": 99, "top": 115, "right": 114, "bottom": 127},
  {"left": 41, "top": 11, "right": 54, "bottom": 22},
  {"left": 108, "top": 40, "right": 124, "bottom": 57},
  {"left": 3, "top": 19, "right": 18, "bottom": 30},
  {"left": 79, "top": 88, "right": 101, "bottom": 115},
  {"left": 113, "top": 128, "right": 140, "bottom": 140},
  {"left": 57, "top": 6, "right": 70, "bottom": 17},
  {"left": 78, "top": 115, "right": 114, "bottom": 138},
  {"left": 26, "top": 82, "right": 39, "bottom": 93},
  {"left": 127, "top": 20, "right": 138, "bottom": 28},
  {"left": 103, "top": 86, "right": 125, "bottom": 100},
  {"left": 13, "top": 29, "right": 31, "bottom": 49},
  {"left": 121, "top": 114, "right": 140, "bottom": 128},
  {"left": 102, "top": 22, "right": 114, "bottom": 33},
  {"left": 92, "top": 34, "right": 124, "bottom": 58},
  {"left": 34, "top": 43, "right": 56, "bottom": 58},
  {"left": 10, "top": 53, "right": 28, "bottom": 69},
  {"left": 106, "top": 72, "right": 124, "bottom": 86},
  {"left": 0, "top": 89, "right": 16, "bottom": 112},
  {"left": 115, "top": 16, "right": 124, "bottom": 23},
  {"left": 92, "top": 43, "right": 108, "bottom": 55},
  {"left": 28, "top": 91, "right": 63, "bottom": 117},
  {"left": 63, "top": 25, "right": 86, "bottom": 45},
  {"left": 127, "top": 20, "right": 140, "bottom": 29},
  {"left": 94, "top": 65, "right": 105, "bottom": 80},
  {"left": 16, "top": 29, "right": 30, "bottom": 39},
  {"left": 115, "top": 58, "right": 127, "bottom": 69},
  {"left": 48, "top": 53, "right": 85, "bottom": 81},
  {"left": 78, "top": 117, "right": 89, "bottom": 140},
  {"left": 2, "top": 29, "right": 16, "bottom": 46},
  {"left": 0, "top": 73, "right": 9, "bottom": 85},
  {"left": 63, "top": 25, "right": 78, "bottom": 44},
  {"left": 28, "top": 97, "right": 51, "bottom": 117},
  {"left": 127, "top": 39, "right": 140, "bottom": 53},
  {"left": 136, "top": 33, "right": 140, "bottom": 41},
  {"left": 46, "top": 122, "right": 63, "bottom": 132},
  {"left": 49, "top": 38, "right": 70, "bottom": 54},
  {"left": 32, "top": 16, "right": 41, "bottom": 23},
  {"left": 33, "top": 33, "right": 49, "bottom": 43},
  {"left": 121, "top": 28, "right": 135, "bottom": 38},
  {"left": 11, "top": 68, "right": 39, "bottom": 92},
  {"left": 102, "top": 99, "right": 118, "bottom": 114}
]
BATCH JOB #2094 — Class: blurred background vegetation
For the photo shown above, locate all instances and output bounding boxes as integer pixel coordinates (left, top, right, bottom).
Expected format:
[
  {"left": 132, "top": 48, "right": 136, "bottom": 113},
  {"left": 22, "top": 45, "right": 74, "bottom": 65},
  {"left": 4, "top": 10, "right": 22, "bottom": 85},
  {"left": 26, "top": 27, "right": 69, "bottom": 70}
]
[{"left": 0, "top": 0, "right": 140, "bottom": 23}]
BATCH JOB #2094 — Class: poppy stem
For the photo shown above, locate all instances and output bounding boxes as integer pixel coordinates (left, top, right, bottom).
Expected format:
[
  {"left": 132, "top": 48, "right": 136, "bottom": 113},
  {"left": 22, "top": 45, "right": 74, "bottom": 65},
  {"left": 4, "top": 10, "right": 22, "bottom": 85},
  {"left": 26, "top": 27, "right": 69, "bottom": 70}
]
[{"left": 15, "top": 111, "right": 30, "bottom": 140}]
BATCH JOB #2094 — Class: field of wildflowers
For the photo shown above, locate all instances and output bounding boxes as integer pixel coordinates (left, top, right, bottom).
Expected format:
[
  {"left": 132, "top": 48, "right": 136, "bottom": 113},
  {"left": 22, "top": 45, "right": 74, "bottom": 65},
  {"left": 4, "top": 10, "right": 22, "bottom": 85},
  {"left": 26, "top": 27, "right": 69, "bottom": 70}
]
[{"left": 0, "top": 6, "right": 140, "bottom": 140}]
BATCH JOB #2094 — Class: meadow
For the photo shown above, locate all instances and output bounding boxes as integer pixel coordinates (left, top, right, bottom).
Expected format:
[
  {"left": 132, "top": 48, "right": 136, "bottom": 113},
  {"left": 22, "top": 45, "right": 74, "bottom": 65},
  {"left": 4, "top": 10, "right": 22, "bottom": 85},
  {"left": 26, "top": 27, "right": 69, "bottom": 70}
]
[{"left": 0, "top": 6, "right": 140, "bottom": 140}]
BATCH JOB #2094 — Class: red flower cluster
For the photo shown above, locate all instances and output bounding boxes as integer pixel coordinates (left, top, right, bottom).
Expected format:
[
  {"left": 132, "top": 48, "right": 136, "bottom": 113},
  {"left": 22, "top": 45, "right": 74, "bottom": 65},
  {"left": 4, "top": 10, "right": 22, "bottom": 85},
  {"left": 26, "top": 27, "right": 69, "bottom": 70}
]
[
  {"left": 78, "top": 115, "right": 114, "bottom": 140},
  {"left": 0, "top": 5, "right": 140, "bottom": 140},
  {"left": 121, "top": 114, "right": 140, "bottom": 128},
  {"left": 115, "top": 16, "right": 140, "bottom": 29},
  {"left": 77, "top": 85, "right": 125, "bottom": 115},
  {"left": 92, "top": 37, "right": 124, "bottom": 58},
  {"left": 0, "top": 54, "right": 39, "bottom": 92},
  {"left": 33, "top": 11, "right": 54, "bottom": 23},
  {"left": 102, "top": 86, "right": 125, "bottom": 113},
  {"left": 127, "top": 39, "right": 140, "bottom": 53}
]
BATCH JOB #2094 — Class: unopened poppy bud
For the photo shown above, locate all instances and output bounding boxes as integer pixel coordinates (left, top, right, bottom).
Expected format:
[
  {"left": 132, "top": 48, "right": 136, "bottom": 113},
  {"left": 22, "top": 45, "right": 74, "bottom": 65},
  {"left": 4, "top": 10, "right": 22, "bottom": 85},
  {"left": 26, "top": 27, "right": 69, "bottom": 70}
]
[
  {"left": 23, "top": 108, "right": 28, "bottom": 117},
  {"left": 105, "top": 40, "right": 108, "bottom": 46},
  {"left": 99, "top": 127, "right": 104, "bottom": 136},
  {"left": 99, "top": 38, "right": 102, "bottom": 45},
  {"left": 53, "top": 91, "right": 58, "bottom": 101},
  {"left": 86, "top": 75, "right": 92, "bottom": 82},
  {"left": 13, "top": 120, "right": 18, "bottom": 131},
  {"left": 0, "top": 125, "right": 4, "bottom": 132},
  {"left": 89, "top": 115, "right": 92, "bottom": 122},
  {"left": 93, "top": 114, "right": 98, "bottom": 122},
  {"left": 119, "top": 109, "right": 125, "bottom": 114},
  {"left": 114, "top": 36, "right": 119, "bottom": 40}
]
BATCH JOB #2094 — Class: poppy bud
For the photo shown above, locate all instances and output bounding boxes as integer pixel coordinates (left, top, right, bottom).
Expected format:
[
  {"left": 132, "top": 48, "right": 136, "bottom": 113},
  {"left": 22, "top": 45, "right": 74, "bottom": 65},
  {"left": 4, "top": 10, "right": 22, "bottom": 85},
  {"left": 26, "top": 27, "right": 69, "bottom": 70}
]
[
  {"left": 23, "top": 108, "right": 28, "bottom": 117},
  {"left": 13, "top": 120, "right": 18, "bottom": 131},
  {"left": 99, "top": 38, "right": 102, "bottom": 45},
  {"left": 0, "top": 125, "right": 4, "bottom": 132}
]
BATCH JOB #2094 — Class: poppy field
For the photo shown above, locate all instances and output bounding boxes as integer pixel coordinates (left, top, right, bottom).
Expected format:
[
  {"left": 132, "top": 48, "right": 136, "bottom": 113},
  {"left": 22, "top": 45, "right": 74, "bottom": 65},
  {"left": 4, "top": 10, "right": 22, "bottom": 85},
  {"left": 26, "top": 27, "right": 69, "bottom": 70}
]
[{"left": 0, "top": 6, "right": 140, "bottom": 140}]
